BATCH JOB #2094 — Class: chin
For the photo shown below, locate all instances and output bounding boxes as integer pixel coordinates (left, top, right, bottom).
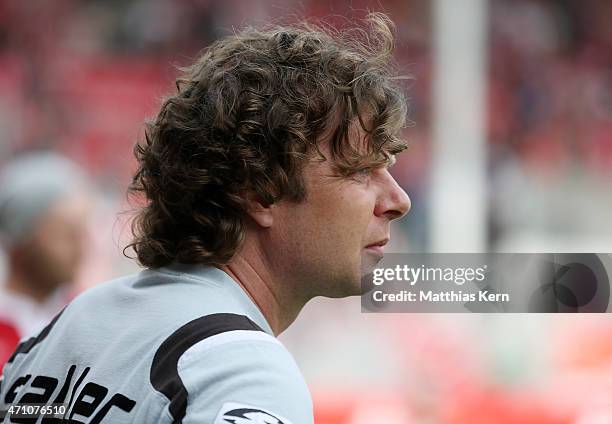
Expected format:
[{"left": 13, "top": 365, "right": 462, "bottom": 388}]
[
  {"left": 316, "top": 270, "right": 363, "bottom": 299},
  {"left": 361, "top": 253, "right": 383, "bottom": 277},
  {"left": 357, "top": 254, "right": 384, "bottom": 296}
]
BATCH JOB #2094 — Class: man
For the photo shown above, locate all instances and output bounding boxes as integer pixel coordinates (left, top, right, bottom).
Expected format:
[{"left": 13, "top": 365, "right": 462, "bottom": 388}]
[
  {"left": 0, "top": 152, "right": 90, "bottom": 367},
  {"left": 0, "top": 13, "right": 410, "bottom": 424}
]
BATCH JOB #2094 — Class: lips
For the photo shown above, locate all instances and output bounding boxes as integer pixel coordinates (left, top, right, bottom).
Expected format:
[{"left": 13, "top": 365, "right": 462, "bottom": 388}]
[
  {"left": 365, "top": 238, "right": 389, "bottom": 249},
  {"left": 365, "top": 238, "right": 389, "bottom": 256}
]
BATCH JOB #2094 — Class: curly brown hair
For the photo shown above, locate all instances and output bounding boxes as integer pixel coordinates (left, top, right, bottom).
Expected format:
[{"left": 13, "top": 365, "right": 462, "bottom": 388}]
[{"left": 127, "top": 12, "right": 409, "bottom": 268}]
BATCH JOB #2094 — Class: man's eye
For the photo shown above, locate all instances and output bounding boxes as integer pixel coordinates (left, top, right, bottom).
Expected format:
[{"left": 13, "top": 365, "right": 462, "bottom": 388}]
[{"left": 351, "top": 168, "right": 372, "bottom": 181}]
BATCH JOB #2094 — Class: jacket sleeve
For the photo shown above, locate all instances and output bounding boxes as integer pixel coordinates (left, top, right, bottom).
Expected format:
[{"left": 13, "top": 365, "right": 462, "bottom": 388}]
[{"left": 175, "top": 330, "right": 313, "bottom": 424}]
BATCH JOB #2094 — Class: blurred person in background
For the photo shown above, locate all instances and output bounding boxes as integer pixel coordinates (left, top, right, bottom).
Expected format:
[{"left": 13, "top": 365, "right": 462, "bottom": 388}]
[
  {"left": 0, "top": 13, "right": 410, "bottom": 424},
  {"left": 0, "top": 152, "right": 90, "bottom": 367}
]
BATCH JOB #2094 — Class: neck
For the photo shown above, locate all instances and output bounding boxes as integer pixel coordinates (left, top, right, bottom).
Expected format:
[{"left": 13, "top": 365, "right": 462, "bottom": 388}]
[{"left": 219, "top": 241, "right": 305, "bottom": 336}]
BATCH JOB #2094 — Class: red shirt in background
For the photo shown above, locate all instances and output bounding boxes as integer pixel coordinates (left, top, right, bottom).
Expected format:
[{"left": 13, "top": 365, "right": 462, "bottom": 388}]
[{"left": 0, "top": 320, "right": 20, "bottom": 368}]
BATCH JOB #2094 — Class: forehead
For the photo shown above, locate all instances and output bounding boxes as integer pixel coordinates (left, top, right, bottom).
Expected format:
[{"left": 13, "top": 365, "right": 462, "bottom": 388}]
[
  {"left": 312, "top": 118, "right": 369, "bottom": 161},
  {"left": 311, "top": 118, "right": 396, "bottom": 170},
  {"left": 303, "top": 136, "right": 395, "bottom": 183}
]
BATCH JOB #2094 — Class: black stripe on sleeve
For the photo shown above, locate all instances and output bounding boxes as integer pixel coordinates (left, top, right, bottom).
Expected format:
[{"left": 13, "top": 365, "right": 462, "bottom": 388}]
[
  {"left": 7, "top": 308, "right": 65, "bottom": 364},
  {"left": 150, "top": 313, "right": 264, "bottom": 424}
]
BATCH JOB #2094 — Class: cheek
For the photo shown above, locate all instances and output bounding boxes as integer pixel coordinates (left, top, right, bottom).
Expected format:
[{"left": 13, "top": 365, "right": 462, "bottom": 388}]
[
  {"left": 319, "top": 188, "right": 375, "bottom": 247},
  {"left": 339, "top": 185, "right": 374, "bottom": 218}
]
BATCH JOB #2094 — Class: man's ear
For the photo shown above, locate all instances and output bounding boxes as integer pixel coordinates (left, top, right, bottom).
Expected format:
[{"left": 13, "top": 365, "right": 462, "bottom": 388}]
[{"left": 245, "top": 195, "right": 274, "bottom": 228}]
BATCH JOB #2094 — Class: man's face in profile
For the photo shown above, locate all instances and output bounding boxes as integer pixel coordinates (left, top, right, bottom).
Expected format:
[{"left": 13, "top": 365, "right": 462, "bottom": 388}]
[{"left": 268, "top": 128, "right": 411, "bottom": 300}]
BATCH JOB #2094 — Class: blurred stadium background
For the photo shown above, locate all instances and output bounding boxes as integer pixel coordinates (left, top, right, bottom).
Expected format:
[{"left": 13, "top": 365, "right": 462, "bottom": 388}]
[{"left": 1, "top": 0, "right": 612, "bottom": 422}]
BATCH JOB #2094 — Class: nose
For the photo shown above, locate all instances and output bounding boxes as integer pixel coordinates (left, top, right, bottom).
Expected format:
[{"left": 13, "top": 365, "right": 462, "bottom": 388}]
[{"left": 374, "top": 170, "right": 411, "bottom": 220}]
